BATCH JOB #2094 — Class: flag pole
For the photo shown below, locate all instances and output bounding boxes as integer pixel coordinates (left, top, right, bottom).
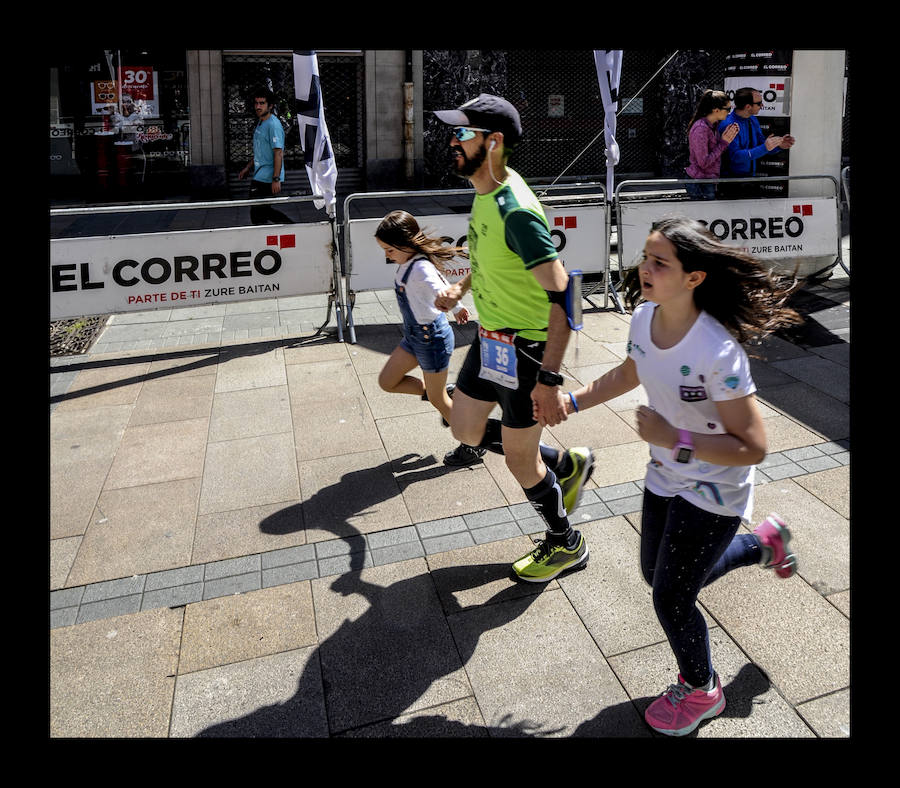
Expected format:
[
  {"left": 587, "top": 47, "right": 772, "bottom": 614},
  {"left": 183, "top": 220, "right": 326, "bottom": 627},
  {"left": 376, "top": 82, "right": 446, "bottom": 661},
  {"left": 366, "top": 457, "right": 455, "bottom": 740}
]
[
  {"left": 593, "top": 50, "right": 625, "bottom": 313},
  {"left": 293, "top": 50, "right": 345, "bottom": 339}
]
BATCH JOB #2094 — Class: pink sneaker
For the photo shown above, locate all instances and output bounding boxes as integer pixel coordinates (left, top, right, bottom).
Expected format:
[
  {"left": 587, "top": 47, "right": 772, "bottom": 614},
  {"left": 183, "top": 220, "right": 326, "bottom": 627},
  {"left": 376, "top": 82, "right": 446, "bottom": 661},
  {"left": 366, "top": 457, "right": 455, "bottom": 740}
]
[
  {"left": 754, "top": 513, "right": 798, "bottom": 578},
  {"left": 644, "top": 673, "right": 725, "bottom": 736}
]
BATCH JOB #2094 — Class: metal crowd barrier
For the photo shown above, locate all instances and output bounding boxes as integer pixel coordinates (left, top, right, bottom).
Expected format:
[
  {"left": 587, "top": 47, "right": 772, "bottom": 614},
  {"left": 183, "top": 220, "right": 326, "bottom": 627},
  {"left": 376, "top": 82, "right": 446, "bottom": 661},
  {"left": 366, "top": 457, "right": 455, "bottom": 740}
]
[
  {"left": 839, "top": 167, "right": 850, "bottom": 275},
  {"left": 51, "top": 172, "right": 849, "bottom": 347},
  {"left": 49, "top": 194, "right": 349, "bottom": 341},
  {"left": 49, "top": 194, "right": 322, "bottom": 216},
  {"left": 613, "top": 174, "right": 844, "bottom": 287},
  {"left": 339, "top": 183, "right": 609, "bottom": 344}
]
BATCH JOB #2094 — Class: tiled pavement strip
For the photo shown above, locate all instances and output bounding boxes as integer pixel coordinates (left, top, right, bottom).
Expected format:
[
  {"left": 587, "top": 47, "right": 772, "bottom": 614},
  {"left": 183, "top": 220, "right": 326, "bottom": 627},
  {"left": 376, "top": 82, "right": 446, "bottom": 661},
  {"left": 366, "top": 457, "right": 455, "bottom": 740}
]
[
  {"left": 49, "top": 444, "right": 848, "bottom": 630},
  {"left": 49, "top": 261, "right": 850, "bottom": 737},
  {"left": 49, "top": 279, "right": 850, "bottom": 627}
]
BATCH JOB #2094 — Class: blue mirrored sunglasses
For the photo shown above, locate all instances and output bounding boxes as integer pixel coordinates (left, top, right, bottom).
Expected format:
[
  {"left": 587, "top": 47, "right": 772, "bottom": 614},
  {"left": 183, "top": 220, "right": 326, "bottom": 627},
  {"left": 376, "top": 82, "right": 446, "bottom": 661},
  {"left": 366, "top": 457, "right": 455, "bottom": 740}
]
[{"left": 453, "top": 126, "right": 492, "bottom": 142}]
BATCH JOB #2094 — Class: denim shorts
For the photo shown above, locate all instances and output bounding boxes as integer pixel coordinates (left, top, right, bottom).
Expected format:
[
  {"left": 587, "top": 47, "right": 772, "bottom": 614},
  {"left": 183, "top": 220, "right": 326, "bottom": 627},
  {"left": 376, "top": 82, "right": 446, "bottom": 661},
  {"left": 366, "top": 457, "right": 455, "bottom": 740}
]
[{"left": 400, "top": 315, "right": 454, "bottom": 373}]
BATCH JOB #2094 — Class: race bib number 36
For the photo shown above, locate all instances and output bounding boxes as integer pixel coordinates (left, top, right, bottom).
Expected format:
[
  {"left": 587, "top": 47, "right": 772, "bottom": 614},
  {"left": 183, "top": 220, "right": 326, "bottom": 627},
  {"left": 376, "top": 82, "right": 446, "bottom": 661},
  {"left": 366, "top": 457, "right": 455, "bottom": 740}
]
[{"left": 479, "top": 327, "right": 518, "bottom": 389}]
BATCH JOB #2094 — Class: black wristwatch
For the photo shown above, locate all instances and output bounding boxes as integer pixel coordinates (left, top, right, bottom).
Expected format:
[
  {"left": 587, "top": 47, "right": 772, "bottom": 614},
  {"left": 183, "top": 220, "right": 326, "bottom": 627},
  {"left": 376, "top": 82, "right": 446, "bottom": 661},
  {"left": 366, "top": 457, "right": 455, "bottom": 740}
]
[{"left": 537, "top": 369, "right": 564, "bottom": 387}]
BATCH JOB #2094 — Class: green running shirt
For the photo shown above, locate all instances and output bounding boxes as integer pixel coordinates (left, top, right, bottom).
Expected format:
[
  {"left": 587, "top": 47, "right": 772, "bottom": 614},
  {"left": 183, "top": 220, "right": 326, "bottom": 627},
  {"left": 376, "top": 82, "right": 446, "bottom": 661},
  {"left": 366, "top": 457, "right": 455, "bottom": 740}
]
[{"left": 467, "top": 169, "right": 558, "bottom": 342}]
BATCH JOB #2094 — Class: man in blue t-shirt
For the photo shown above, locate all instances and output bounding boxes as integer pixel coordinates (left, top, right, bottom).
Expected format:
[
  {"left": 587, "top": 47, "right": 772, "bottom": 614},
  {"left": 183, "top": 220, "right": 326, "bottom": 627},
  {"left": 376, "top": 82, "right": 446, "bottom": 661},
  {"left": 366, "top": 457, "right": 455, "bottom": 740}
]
[
  {"left": 238, "top": 87, "right": 293, "bottom": 224},
  {"left": 718, "top": 87, "right": 795, "bottom": 199}
]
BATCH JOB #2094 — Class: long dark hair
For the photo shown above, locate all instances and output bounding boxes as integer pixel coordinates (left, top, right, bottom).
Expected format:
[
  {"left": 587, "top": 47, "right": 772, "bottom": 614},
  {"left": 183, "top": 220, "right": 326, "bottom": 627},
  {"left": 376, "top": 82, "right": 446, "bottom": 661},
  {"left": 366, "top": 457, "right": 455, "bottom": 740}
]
[
  {"left": 686, "top": 89, "right": 731, "bottom": 139},
  {"left": 623, "top": 216, "right": 803, "bottom": 345},
  {"left": 375, "top": 210, "right": 468, "bottom": 275}
]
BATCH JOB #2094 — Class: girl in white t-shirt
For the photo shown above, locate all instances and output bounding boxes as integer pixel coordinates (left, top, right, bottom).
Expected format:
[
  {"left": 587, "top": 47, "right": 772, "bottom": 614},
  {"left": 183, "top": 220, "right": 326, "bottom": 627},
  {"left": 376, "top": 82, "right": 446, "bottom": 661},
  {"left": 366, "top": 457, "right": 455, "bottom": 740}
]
[
  {"left": 375, "top": 210, "right": 484, "bottom": 466},
  {"left": 564, "top": 216, "right": 803, "bottom": 737}
]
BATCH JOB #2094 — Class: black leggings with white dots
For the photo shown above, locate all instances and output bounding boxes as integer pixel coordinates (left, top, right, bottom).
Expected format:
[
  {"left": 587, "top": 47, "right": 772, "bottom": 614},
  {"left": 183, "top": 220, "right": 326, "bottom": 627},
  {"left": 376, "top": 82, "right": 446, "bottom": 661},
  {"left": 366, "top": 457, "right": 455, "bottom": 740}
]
[{"left": 640, "top": 488, "right": 762, "bottom": 688}]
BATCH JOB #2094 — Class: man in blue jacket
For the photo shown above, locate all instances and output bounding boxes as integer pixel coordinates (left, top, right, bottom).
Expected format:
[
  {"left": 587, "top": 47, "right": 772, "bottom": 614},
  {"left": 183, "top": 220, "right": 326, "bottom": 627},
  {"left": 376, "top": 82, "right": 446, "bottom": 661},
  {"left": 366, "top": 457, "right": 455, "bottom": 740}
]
[{"left": 718, "top": 87, "right": 795, "bottom": 199}]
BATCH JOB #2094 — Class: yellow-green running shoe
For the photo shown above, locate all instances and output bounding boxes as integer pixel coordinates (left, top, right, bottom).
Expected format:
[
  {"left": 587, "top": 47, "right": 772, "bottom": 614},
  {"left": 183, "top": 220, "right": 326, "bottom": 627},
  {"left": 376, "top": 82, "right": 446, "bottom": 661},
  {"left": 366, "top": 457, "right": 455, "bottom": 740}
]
[
  {"left": 512, "top": 532, "right": 589, "bottom": 583},
  {"left": 558, "top": 447, "right": 594, "bottom": 515}
]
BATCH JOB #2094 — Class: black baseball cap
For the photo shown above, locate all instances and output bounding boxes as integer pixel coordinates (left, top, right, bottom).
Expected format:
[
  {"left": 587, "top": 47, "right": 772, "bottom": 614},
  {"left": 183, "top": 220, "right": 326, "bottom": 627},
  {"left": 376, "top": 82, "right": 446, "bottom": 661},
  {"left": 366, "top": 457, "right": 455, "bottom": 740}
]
[{"left": 434, "top": 93, "right": 522, "bottom": 147}]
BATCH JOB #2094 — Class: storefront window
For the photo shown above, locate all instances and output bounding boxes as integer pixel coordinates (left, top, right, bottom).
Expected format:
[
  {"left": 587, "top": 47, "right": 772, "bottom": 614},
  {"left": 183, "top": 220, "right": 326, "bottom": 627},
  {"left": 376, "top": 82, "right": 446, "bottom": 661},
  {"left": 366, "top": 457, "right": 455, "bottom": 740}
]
[{"left": 50, "top": 49, "right": 190, "bottom": 204}]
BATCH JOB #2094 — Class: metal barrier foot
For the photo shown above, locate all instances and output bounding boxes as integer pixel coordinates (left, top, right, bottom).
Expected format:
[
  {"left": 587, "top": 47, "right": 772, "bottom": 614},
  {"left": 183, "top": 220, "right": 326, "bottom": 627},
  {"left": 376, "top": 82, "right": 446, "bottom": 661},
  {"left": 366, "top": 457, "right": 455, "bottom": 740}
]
[
  {"left": 344, "top": 289, "right": 357, "bottom": 344},
  {"left": 312, "top": 292, "right": 339, "bottom": 341},
  {"left": 608, "top": 287, "right": 626, "bottom": 315}
]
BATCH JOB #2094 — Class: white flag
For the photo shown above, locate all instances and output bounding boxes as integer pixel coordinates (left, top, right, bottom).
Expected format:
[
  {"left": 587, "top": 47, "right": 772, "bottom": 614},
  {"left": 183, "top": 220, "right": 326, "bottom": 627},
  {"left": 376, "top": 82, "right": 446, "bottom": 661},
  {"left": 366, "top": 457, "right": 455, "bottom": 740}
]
[
  {"left": 593, "top": 50, "right": 623, "bottom": 197},
  {"left": 293, "top": 50, "right": 338, "bottom": 217}
]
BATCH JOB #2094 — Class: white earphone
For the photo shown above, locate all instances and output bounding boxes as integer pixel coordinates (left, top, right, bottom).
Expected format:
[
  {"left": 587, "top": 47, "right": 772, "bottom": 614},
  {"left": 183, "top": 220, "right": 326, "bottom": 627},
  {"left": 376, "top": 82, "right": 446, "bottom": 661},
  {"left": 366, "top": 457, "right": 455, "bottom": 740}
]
[{"left": 486, "top": 136, "right": 503, "bottom": 186}]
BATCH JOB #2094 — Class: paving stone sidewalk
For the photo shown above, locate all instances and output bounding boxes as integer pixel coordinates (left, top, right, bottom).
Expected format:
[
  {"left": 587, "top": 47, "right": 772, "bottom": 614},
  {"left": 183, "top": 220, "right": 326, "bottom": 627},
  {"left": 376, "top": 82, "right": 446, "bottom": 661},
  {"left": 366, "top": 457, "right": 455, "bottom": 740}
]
[{"left": 49, "top": 269, "right": 850, "bottom": 738}]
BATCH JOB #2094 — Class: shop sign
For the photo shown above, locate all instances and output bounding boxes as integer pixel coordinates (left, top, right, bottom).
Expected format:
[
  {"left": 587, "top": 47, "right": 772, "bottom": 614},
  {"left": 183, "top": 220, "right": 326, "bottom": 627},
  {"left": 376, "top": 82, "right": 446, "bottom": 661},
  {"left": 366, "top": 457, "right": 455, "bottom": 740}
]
[
  {"left": 90, "top": 66, "right": 160, "bottom": 117},
  {"left": 548, "top": 95, "right": 565, "bottom": 117}
]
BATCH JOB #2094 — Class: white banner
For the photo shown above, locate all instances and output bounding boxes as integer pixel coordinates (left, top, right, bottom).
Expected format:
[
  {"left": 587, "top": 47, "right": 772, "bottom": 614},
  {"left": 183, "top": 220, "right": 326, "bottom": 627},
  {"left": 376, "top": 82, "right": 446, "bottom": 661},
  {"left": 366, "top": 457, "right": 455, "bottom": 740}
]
[
  {"left": 723, "top": 76, "right": 792, "bottom": 117},
  {"left": 347, "top": 202, "right": 608, "bottom": 292},
  {"left": 617, "top": 196, "right": 838, "bottom": 270},
  {"left": 50, "top": 223, "right": 335, "bottom": 320}
]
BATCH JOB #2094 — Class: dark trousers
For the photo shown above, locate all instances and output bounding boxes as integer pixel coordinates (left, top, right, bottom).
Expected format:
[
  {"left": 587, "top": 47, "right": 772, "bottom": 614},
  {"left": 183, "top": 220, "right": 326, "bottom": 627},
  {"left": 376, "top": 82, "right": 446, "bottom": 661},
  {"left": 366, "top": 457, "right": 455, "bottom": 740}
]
[
  {"left": 639, "top": 488, "right": 761, "bottom": 687},
  {"left": 717, "top": 177, "right": 762, "bottom": 200},
  {"left": 685, "top": 181, "right": 717, "bottom": 201},
  {"left": 249, "top": 180, "right": 294, "bottom": 225}
]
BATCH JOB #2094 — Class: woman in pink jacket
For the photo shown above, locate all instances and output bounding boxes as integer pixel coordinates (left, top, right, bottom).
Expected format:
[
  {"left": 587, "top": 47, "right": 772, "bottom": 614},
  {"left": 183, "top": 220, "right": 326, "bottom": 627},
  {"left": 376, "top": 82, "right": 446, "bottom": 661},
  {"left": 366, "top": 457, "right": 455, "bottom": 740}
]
[{"left": 685, "top": 90, "right": 739, "bottom": 200}]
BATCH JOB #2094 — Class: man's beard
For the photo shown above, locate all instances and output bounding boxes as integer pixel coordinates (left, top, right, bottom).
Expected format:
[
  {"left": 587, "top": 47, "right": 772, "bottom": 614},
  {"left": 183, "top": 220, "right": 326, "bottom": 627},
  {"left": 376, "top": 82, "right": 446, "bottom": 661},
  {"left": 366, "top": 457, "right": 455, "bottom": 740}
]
[{"left": 450, "top": 143, "right": 487, "bottom": 178}]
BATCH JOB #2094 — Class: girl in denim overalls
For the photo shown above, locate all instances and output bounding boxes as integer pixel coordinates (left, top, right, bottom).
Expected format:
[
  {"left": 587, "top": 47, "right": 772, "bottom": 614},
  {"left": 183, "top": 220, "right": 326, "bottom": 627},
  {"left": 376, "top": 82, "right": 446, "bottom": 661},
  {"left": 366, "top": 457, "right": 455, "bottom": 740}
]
[{"left": 375, "top": 211, "right": 485, "bottom": 466}]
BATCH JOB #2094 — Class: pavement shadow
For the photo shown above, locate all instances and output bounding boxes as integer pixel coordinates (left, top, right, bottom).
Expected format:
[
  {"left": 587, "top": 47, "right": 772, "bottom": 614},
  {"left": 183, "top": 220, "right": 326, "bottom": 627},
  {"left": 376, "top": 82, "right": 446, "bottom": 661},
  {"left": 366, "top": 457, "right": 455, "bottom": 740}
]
[
  {"left": 259, "top": 453, "right": 454, "bottom": 572},
  {"left": 774, "top": 286, "right": 849, "bottom": 349},
  {"left": 746, "top": 282, "right": 850, "bottom": 441},
  {"left": 568, "top": 662, "right": 772, "bottom": 739},
  {"left": 49, "top": 347, "right": 222, "bottom": 404},
  {"left": 49, "top": 336, "right": 315, "bottom": 405},
  {"left": 191, "top": 584, "right": 772, "bottom": 739},
  {"left": 193, "top": 561, "right": 544, "bottom": 737}
]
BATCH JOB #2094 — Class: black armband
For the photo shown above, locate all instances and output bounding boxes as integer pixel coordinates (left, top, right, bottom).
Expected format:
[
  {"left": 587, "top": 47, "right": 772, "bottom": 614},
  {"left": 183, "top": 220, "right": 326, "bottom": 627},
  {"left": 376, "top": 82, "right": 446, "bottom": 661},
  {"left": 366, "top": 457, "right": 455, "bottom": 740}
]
[
  {"left": 545, "top": 287, "right": 567, "bottom": 306},
  {"left": 545, "top": 271, "right": 584, "bottom": 330}
]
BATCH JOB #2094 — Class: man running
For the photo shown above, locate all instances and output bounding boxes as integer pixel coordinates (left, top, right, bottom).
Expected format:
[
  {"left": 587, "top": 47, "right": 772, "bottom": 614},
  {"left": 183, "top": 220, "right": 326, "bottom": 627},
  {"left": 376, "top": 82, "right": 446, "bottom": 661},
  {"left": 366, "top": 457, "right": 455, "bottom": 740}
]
[{"left": 433, "top": 93, "right": 595, "bottom": 582}]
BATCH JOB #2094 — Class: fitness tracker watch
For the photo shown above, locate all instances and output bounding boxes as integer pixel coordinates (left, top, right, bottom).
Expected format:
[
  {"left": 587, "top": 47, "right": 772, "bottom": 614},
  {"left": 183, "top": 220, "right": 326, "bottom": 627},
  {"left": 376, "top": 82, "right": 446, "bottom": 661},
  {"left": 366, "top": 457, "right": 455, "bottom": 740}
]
[
  {"left": 672, "top": 429, "right": 695, "bottom": 464},
  {"left": 537, "top": 369, "right": 564, "bottom": 387}
]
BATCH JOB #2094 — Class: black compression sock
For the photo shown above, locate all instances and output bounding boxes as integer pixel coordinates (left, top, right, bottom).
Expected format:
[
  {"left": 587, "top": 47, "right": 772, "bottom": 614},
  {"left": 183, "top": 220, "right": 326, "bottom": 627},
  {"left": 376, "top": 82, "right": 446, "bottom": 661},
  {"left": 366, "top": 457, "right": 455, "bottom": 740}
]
[
  {"left": 539, "top": 445, "right": 573, "bottom": 477},
  {"left": 523, "top": 468, "right": 572, "bottom": 542}
]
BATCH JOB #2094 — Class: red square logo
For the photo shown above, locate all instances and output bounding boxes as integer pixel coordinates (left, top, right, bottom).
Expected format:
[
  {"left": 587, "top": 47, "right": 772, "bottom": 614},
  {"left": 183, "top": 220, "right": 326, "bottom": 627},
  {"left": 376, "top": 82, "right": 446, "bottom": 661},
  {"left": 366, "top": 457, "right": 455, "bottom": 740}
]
[
  {"left": 280, "top": 234, "right": 296, "bottom": 248},
  {"left": 554, "top": 217, "right": 564, "bottom": 227},
  {"left": 266, "top": 235, "right": 278, "bottom": 246},
  {"left": 564, "top": 216, "right": 577, "bottom": 229}
]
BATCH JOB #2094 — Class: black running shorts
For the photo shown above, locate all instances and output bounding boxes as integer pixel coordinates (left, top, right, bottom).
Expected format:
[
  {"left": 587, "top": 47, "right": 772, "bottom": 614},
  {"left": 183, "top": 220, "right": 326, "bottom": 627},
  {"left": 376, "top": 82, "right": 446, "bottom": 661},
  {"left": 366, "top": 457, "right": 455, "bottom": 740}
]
[{"left": 455, "top": 330, "right": 546, "bottom": 428}]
